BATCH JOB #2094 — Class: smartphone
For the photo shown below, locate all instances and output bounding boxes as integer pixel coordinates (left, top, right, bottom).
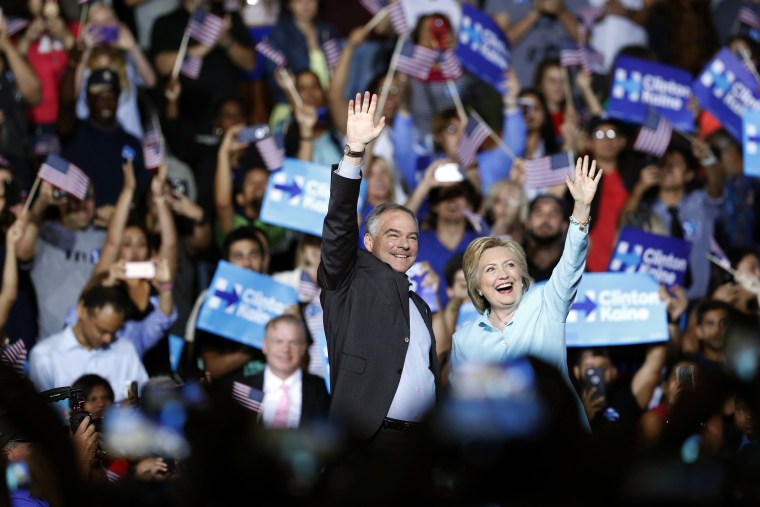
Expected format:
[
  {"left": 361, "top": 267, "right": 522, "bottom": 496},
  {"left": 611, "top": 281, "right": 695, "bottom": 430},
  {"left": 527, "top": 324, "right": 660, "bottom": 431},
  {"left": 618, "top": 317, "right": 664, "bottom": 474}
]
[
  {"left": 125, "top": 380, "right": 139, "bottom": 400},
  {"left": 430, "top": 15, "right": 450, "bottom": 48},
  {"left": 584, "top": 367, "right": 606, "bottom": 402},
  {"left": 676, "top": 364, "right": 695, "bottom": 390},
  {"left": 168, "top": 178, "right": 188, "bottom": 197},
  {"left": 124, "top": 261, "right": 156, "bottom": 279},
  {"left": 434, "top": 162, "right": 464, "bottom": 183},
  {"left": 90, "top": 24, "right": 120, "bottom": 44},
  {"left": 237, "top": 125, "right": 269, "bottom": 143}
]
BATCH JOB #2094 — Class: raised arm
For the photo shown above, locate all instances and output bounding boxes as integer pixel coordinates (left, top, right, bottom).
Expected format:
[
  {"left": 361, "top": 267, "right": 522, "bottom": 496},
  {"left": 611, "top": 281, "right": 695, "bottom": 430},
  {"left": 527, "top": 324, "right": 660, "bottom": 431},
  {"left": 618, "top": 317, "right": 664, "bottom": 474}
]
[
  {"left": 93, "top": 161, "right": 136, "bottom": 277},
  {"left": 214, "top": 125, "right": 247, "bottom": 235},
  {"left": 318, "top": 92, "right": 385, "bottom": 291},
  {"left": 151, "top": 165, "right": 178, "bottom": 277},
  {"left": 543, "top": 156, "right": 602, "bottom": 316},
  {"left": 0, "top": 220, "right": 23, "bottom": 330}
]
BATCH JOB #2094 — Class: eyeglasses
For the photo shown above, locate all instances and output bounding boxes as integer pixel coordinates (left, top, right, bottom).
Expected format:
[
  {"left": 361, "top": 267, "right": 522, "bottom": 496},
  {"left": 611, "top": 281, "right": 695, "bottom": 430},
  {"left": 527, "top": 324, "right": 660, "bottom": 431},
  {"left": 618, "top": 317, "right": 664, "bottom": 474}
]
[{"left": 593, "top": 129, "right": 617, "bottom": 140}]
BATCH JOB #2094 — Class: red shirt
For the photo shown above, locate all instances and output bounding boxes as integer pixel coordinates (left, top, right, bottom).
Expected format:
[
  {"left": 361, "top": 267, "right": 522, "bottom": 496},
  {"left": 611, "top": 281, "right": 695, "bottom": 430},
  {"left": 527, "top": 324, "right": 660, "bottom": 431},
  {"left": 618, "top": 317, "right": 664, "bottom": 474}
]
[{"left": 587, "top": 169, "right": 628, "bottom": 272}]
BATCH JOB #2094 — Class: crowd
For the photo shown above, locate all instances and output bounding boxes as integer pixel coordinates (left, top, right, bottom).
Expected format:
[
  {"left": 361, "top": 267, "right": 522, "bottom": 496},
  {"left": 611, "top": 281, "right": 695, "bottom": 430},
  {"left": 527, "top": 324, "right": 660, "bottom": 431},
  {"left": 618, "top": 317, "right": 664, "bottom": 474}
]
[{"left": 0, "top": 0, "right": 759, "bottom": 505}]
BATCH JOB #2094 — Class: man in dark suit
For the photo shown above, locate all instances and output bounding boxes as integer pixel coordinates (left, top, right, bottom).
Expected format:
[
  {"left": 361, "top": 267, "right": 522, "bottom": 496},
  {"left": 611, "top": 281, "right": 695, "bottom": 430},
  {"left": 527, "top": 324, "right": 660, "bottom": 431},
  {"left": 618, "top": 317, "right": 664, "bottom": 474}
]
[
  {"left": 244, "top": 315, "right": 330, "bottom": 428},
  {"left": 318, "top": 92, "right": 441, "bottom": 443}
]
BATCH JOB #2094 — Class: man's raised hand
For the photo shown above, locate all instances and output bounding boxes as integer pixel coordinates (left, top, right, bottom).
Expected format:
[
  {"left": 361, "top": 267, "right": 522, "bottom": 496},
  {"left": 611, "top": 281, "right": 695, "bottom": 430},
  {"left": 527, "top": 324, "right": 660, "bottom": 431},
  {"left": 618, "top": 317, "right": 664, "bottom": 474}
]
[{"left": 346, "top": 92, "right": 385, "bottom": 150}]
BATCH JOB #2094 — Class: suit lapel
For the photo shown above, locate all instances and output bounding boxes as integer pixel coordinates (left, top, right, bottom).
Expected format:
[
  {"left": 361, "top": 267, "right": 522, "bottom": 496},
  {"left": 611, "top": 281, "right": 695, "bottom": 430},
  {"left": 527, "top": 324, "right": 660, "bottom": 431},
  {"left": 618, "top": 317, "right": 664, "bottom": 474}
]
[{"left": 395, "top": 273, "right": 410, "bottom": 329}]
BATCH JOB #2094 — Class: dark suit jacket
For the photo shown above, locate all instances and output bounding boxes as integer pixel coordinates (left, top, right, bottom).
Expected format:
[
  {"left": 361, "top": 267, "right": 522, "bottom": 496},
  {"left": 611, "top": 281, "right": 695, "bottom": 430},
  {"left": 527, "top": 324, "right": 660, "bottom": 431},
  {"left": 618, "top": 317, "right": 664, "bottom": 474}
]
[
  {"left": 246, "top": 371, "right": 331, "bottom": 427},
  {"left": 318, "top": 169, "right": 442, "bottom": 439}
]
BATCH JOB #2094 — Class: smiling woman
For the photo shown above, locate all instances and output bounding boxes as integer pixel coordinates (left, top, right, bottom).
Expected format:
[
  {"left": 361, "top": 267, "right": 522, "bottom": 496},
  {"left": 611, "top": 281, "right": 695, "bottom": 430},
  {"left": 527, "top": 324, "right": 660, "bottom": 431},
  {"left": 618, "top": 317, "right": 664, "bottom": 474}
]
[{"left": 450, "top": 156, "right": 602, "bottom": 432}]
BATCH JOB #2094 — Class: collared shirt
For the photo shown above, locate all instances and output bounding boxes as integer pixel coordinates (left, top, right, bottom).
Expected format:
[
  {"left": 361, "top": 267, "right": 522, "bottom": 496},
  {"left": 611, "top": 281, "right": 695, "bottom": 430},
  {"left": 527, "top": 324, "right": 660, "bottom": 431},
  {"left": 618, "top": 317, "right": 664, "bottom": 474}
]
[
  {"left": 28, "top": 327, "right": 149, "bottom": 401},
  {"left": 652, "top": 189, "right": 722, "bottom": 300},
  {"left": 63, "top": 296, "right": 178, "bottom": 358},
  {"left": 336, "top": 159, "right": 436, "bottom": 422},
  {"left": 386, "top": 298, "right": 436, "bottom": 422},
  {"left": 451, "top": 224, "right": 591, "bottom": 431},
  {"left": 261, "top": 367, "right": 303, "bottom": 429}
]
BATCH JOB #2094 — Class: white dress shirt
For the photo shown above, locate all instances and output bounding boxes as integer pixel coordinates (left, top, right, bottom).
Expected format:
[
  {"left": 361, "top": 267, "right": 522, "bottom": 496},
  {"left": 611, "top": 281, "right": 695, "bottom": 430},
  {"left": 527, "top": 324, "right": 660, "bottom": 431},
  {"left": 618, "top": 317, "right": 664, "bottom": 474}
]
[
  {"left": 261, "top": 367, "right": 303, "bottom": 429},
  {"left": 28, "top": 327, "right": 149, "bottom": 401}
]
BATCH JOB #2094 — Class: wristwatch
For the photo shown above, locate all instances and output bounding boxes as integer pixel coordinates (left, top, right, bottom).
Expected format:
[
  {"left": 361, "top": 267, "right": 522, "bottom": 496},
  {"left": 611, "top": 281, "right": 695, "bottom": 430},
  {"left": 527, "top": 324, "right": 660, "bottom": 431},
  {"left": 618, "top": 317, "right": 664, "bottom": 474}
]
[{"left": 343, "top": 144, "right": 365, "bottom": 158}]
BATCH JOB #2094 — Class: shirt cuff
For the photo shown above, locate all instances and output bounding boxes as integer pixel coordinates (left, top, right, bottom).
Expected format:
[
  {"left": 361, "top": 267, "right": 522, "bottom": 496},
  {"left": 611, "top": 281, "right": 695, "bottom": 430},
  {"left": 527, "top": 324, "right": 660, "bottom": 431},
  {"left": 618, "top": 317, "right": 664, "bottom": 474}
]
[{"left": 335, "top": 159, "right": 363, "bottom": 179}]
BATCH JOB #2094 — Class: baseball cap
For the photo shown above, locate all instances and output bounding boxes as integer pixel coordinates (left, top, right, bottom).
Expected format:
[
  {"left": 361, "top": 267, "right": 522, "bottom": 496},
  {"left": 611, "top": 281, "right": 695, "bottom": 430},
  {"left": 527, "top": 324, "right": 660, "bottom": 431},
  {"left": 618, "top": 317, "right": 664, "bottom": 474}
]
[{"left": 87, "top": 68, "right": 121, "bottom": 96}]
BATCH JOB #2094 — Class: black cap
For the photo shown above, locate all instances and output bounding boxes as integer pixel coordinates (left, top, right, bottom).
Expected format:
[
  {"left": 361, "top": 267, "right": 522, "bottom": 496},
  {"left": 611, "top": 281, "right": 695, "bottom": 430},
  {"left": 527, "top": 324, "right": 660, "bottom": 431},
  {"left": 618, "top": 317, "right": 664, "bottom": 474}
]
[{"left": 87, "top": 68, "right": 121, "bottom": 96}]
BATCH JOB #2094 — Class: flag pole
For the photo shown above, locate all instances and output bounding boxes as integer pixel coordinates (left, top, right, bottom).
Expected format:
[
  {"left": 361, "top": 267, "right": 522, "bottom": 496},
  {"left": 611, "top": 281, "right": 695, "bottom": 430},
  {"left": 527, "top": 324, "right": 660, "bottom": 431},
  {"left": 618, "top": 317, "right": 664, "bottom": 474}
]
[
  {"left": 77, "top": 2, "right": 90, "bottom": 43},
  {"left": 171, "top": 32, "right": 191, "bottom": 80},
  {"left": 278, "top": 68, "right": 303, "bottom": 108},
  {"left": 738, "top": 45, "right": 760, "bottom": 83},
  {"left": 447, "top": 80, "right": 468, "bottom": 125},
  {"left": 21, "top": 177, "right": 41, "bottom": 217},
  {"left": 364, "top": 7, "right": 389, "bottom": 32},
  {"left": 676, "top": 129, "right": 698, "bottom": 145},
  {"left": 470, "top": 110, "right": 516, "bottom": 161},
  {"left": 376, "top": 34, "right": 407, "bottom": 122}
]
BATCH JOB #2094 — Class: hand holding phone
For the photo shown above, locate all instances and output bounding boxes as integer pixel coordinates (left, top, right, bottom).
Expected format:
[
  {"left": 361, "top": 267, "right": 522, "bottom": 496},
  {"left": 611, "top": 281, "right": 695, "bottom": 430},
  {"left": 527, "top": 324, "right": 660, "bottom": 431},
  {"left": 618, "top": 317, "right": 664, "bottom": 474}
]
[
  {"left": 584, "top": 367, "right": 606, "bottom": 402},
  {"left": 434, "top": 162, "right": 464, "bottom": 183},
  {"left": 124, "top": 261, "right": 156, "bottom": 279},
  {"left": 237, "top": 125, "right": 269, "bottom": 143}
]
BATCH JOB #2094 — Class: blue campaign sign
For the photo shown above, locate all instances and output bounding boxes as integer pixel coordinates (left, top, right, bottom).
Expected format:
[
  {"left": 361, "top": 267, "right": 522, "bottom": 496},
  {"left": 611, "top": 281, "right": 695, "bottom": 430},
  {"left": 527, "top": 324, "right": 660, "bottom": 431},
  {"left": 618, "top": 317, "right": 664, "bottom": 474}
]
[
  {"left": 407, "top": 262, "right": 440, "bottom": 312},
  {"left": 168, "top": 334, "right": 185, "bottom": 373},
  {"left": 566, "top": 273, "right": 668, "bottom": 348},
  {"left": 694, "top": 48, "right": 760, "bottom": 140},
  {"left": 197, "top": 261, "right": 299, "bottom": 349},
  {"left": 456, "top": 302, "right": 481, "bottom": 330},
  {"left": 608, "top": 227, "right": 692, "bottom": 287},
  {"left": 455, "top": 5, "right": 510, "bottom": 94},
  {"left": 303, "top": 299, "right": 330, "bottom": 394},
  {"left": 743, "top": 110, "right": 760, "bottom": 177},
  {"left": 608, "top": 56, "right": 694, "bottom": 131},
  {"left": 260, "top": 158, "right": 364, "bottom": 236}
]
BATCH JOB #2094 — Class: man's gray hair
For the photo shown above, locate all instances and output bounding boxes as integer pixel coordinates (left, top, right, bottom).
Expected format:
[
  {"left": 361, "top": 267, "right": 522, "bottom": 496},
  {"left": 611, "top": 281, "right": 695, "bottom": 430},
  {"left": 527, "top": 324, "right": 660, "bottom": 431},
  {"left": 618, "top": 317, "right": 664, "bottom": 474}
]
[{"left": 363, "top": 202, "right": 418, "bottom": 239}]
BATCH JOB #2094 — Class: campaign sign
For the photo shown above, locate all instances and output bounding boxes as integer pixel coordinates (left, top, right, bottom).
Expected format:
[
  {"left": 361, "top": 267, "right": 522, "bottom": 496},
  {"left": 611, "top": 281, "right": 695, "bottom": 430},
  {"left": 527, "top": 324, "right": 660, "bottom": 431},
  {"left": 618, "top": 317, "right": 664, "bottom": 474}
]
[
  {"left": 168, "top": 334, "right": 185, "bottom": 373},
  {"left": 566, "top": 273, "right": 668, "bottom": 347},
  {"left": 742, "top": 110, "right": 760, "bottom": 177},
  {"left": 407, "top": 262, "right": 440, "bottom": 312},
  {"left": 456, "top": 302, "right": 481, "bottom": 330},
  {"left": 260, "top": 158, "right": 365, "bottom": 236},
  {"left": 608, "top": 227, "right": 692, "bottom": 287},
  {"left": 197, "top": 261, "right": 299, "bottom": 349},
  {"left": 608, "top": 56, "right": 694, "bottom": 131},
  {"left": 456, "top": 5, "right": 510, "bottom": 94},
  {"left": 693, "top": 48, "right": 760, "bottom": 140}
]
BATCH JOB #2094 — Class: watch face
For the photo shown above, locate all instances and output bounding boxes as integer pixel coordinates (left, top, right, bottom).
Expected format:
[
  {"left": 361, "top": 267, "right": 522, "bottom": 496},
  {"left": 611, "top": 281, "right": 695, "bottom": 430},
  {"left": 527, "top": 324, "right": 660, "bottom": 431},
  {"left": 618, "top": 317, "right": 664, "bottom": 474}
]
[{"left": 343, "top": 145, "right": 350, "bottom": 155}]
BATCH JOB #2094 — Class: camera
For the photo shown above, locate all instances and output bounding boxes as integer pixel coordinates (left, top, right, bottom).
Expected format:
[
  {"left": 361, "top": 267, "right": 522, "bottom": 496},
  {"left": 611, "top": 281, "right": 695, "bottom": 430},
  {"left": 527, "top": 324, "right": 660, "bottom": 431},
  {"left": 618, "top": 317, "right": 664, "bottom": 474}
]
[
  {"left": 39, "top": 387, "right": 104, "bottom": 434},
  {"left": 169, "top": 178, "right": 188, "bottom": 198}
]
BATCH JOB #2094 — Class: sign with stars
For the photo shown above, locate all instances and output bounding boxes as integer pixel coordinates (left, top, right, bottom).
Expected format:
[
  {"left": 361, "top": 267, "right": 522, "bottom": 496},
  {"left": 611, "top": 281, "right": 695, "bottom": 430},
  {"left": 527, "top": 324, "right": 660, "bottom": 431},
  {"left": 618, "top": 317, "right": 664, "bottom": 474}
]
[
  {"left": 455, "top": 5, "right": 510, "bottom": 94},
  {"left": 565, "top": 273, "right": 668, "bottom": 347},
  {"left": 608, "top": 56, "right": 694, "bottom": 132},
  {"left": 742, "top": 110, "right": 760, "bottom": 177},
  {"left": 694, "top": 48, "right": 760, "bottom": 140},
  {"left": 608, "top": 227, "right": 692, "bottom": 288},
  {"left": 260, "top": 158, "right": 365, "bottom": 237},
  {"left": 197, "top": 261, "right": 299, "bottom": 349}
]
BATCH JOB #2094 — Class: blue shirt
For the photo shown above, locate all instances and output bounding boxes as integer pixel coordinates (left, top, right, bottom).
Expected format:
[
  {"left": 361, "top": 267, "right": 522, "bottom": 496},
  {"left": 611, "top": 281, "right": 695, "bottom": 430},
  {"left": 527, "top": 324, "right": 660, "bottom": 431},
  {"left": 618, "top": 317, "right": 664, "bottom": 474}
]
[
  {"left": 417, "top": 229, "right": 479, "bottom": 308},
  {"left": 451, "top": 223, "right": 591, "bottom": 431}
]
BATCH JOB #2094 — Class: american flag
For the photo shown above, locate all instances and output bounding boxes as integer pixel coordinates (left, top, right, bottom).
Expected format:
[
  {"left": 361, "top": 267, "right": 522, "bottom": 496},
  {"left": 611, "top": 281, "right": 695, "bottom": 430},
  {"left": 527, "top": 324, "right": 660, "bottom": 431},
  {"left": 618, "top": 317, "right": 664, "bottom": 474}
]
[
  {"left": 632, "top": 110, "right": 673, "bottom": 157},
  {"left": 524, "top": 152, "right": 574, "bottom": 189},
  {"left": 0, "top": 339, "right": 27, "bottom": 375},
  {"left": 299, "top": 271, "right": 320, "bottom": 301},
  {"left": 360, "top": 0, "right": 387, "bottom": 15},
  {"left": 33, "top": 134, "right": 61, "bottom": 156},
  {"left": 143, "top": 124, "right": 164, "bottom": 170},
  {"left": 255, "top": 136, "right": 285, "bottom": 171},
  {"left": 559, "top": 40, "right": 604, "bottom": 73},
  {"left": 38, "top": 154, "right": 89, "bottom": 200},
  {"left": 709, "top": 236, "right": 732, "bottom": 270},
  {"left": 439, "top": 49, "right": 463, "bottom": 80},
  {"left": 180, "top": 54, "right": 203, "bottom": 79},
  {"left": 576, "top": 6, "right": 605, "bottom": 31},
  {"left": 322, "top": 39, "right": 342, "bottom": 70},
  {"left": 388, "top": 1, "right": 409, "bottom": 34},
  {"left": 231, "top": 381, "right": 264, "bottom": 413},
  {"left": 186, "top": 8, "right": 224, "bottom": 47},
  {"left": 6, "top": 17, "right": 30, "bottom": 38},
  {"left": 393, "top": 41, "right": 438, "bottom": 80},
  {"left": 456, "top": 114, "right": 490, "bottom": 168},
  {"left": 255, "top": 40, "right": 287, "bottom": 68},
  {"left": 462, "top": 208, "right": 491, "bottom": 235},
  {"left": 738, "top": 7, "right": 760, "bottom": 31}
]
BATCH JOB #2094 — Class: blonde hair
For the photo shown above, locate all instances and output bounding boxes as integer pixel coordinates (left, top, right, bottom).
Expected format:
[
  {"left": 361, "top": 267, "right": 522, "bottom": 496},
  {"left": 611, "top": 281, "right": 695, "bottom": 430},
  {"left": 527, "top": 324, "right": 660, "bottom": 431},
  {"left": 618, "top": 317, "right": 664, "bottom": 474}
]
[
  {"left": 365, "top": 156, "right": 396, "bottom": 204},
  {"left": 463, "top": 236, "right": 531, "bottom": 314},
  {"left": 484, "top": 179, "right": 528, "bottom": 223}
]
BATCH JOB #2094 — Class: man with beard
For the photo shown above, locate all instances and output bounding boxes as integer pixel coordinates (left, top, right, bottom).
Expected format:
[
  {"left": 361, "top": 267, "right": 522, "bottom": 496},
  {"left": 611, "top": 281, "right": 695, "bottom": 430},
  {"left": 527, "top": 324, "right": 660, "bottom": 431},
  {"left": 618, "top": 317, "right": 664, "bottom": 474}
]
[{"left": 522, "top": 194, "right": 568, "bottom": 282}]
